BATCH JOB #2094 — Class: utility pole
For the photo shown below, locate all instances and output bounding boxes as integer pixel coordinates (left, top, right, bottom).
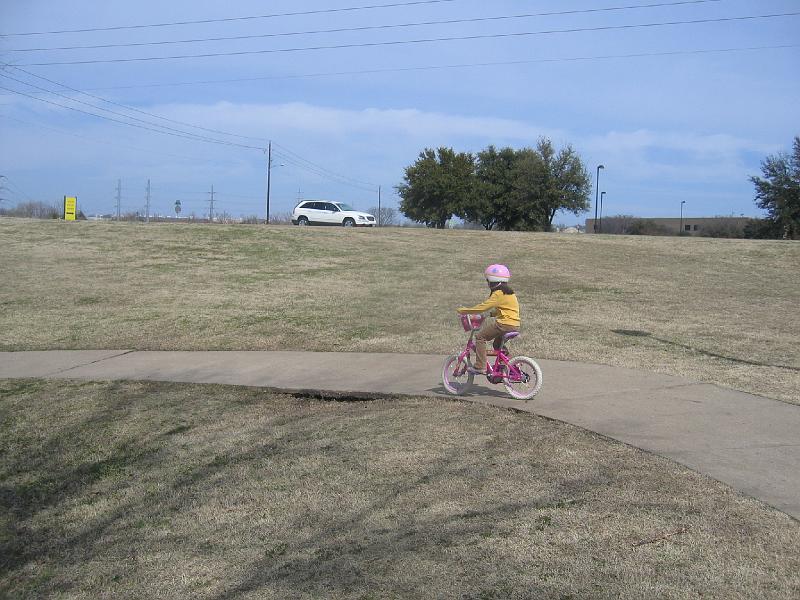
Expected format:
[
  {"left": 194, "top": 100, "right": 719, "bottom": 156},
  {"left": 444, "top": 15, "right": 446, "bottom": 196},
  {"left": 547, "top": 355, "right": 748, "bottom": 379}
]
[
  {"left": 265, "top": 141, "right": 272, "bottom": 224},
  {"left": 115, "top": 179, "right": 121, "bottom": 221},
  {"left": 208, "top": 184, "right": 215, "bottom": 222},
  {"left": 378, "top": 185, "right": 381, "bottom": 227},
  {"left": 145, "top": 179, "right": 151, "bottom": 223}
]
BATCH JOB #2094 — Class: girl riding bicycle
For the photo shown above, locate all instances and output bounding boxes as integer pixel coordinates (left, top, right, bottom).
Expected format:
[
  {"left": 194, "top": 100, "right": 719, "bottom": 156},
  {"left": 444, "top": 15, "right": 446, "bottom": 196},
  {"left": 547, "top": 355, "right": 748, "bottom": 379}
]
[{"left": 457, "top": 264, "right": 520, "bottom": 375}]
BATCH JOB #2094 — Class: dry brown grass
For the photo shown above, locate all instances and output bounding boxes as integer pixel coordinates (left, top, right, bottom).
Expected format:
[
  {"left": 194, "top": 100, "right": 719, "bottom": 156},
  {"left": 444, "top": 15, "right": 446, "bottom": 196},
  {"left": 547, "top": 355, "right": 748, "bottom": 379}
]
[
  {"left": 1, "top": 218, "right": 798, "bottom": 403},
  {"left": 2, "top": 379, "right": 798, "bottom": 599}
]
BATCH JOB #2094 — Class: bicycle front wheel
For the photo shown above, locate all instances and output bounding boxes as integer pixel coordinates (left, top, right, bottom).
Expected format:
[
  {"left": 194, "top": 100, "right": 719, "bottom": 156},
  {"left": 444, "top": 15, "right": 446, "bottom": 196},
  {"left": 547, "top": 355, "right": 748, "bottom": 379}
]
[
  {"left": 504, "top": 356, "right": 543, "bottom": 400},
  {"left": 442, "top": 354, "right": 474, "bottom": 395}
]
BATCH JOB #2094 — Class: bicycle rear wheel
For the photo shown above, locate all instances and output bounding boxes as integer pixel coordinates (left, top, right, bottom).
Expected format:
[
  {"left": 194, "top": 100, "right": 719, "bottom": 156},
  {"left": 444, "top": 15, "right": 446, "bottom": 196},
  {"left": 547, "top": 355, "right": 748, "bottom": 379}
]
[
  {"left": 503, "top": 356, "right": 543, "bottom": 400},
  {"left": 442, "top": 354, "right": 474, "bottom": 395}
]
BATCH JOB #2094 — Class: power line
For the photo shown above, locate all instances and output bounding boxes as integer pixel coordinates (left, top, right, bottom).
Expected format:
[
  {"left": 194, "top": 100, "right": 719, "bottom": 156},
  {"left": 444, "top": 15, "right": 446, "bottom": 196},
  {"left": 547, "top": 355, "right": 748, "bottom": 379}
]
[
  {"left": 15, "top": 12, "right": 800, "bottom": 68},
  {"left": 6, "top": 1, "right": 725, "bottom": 52},
  {"left": 0, "top": 70, "right": 265, "bottom": 148},
  {"left": 17, "top": 12, "right": 800, "bottom": 66},
  {"left": 1, "top": 82, "right": 379, "bottom": 192},
  {"left": 272, "top": 148, "right": 377, "bottom": 192},
  {"left": 273, "top": 143, "right": 377, "bottom": 189},
  {"left": 0, "top": 175, "right": 34, "bottom": 202},
  {"left": 78, "top": 43, "right": 800, "bottom": 92},
  {"left": 0, "top": 66, "right": 379, "bottom": 189},
  {"left": 0, "top": 82, "right": 264, "bottom": 150},
  {"left": 3, "top": 63, "right": 270, "bottom": 143},
  {"left": 0, "top": 0, "right": 462, "bottom": 37},
  {"left": 0, "top": 113, "right": 209, "bottom": 161},
  {"left": 1, "top": 91, "right": 379, "bottom": 194}
]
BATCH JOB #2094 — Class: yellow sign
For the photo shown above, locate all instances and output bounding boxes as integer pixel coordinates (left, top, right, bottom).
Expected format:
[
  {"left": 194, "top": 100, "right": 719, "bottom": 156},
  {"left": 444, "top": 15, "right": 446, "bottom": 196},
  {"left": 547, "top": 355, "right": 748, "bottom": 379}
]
[{"left": 64, "top": 196, "right": 77, "bottom": 221}]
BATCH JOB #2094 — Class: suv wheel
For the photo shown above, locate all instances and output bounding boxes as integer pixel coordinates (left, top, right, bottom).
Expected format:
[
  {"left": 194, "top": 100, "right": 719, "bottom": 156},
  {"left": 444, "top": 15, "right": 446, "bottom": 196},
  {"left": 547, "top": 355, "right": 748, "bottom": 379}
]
[
  {"left": 342, "top": 218, "right": 355, "bottom": 227},
  {"left": 297, "top": 216, "right": 309, "bottom": 226}
]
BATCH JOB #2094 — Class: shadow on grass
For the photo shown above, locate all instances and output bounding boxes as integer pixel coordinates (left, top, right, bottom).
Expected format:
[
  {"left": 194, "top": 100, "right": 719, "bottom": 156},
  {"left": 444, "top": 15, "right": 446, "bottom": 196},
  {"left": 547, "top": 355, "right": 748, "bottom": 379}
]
[
  {"left": 0, "top": 380, "right": 605, "bottom": 599},
  {"left": 206, "top": 443, "right": 598, "bottom": 600},
  {"left": 612, "top": 329, "right": 800, "bottom": 372}
]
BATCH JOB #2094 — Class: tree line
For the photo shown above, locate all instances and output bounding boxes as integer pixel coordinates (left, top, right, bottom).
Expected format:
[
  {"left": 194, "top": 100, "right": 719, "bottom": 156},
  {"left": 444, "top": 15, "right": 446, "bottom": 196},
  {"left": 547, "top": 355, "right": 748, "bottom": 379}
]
[
  {"left": 749, "top": 135, "right": 800, "bottom": 240},
  {"left": 396, "top": 138, "right": 591, "bottom": 230}
]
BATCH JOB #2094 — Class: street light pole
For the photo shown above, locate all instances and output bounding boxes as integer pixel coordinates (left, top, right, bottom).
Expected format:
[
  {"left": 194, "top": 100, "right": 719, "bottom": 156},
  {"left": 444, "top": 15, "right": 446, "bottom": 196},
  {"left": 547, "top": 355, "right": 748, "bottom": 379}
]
[
  {"left": 680, "top": 200, "right": 686, "bottom": 236},
  {"left": 600, "top": 191, "right": 606, "bottom": 233},
  {"left": 594, "top": 164, "right": 604, "bottom": 233}
]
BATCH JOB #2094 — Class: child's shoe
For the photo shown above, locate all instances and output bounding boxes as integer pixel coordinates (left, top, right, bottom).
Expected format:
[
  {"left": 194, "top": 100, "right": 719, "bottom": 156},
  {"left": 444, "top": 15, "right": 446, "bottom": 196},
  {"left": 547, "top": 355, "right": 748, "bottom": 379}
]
[{"left": 467, "top": 366, "right": 486, "bottom": 375}]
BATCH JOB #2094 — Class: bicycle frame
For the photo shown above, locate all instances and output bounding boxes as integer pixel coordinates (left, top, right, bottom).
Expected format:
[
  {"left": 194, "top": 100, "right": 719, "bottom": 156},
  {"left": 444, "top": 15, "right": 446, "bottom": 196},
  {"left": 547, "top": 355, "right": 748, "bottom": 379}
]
[{"left": 454, "top": 329, "right": 526, "bottom": 384}]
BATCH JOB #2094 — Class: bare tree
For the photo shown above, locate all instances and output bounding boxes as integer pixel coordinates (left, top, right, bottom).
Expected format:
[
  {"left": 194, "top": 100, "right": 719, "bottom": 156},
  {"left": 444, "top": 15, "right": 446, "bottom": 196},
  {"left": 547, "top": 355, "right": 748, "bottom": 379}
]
[
  {"left": 5, "top": 201, "right": 61, "bottom": 219},
  {"left": 367, "top": 205, "right": 398, "bottom": 226},
  {"left": 268, "top": 211, "right": 294, "bottom": 225}
]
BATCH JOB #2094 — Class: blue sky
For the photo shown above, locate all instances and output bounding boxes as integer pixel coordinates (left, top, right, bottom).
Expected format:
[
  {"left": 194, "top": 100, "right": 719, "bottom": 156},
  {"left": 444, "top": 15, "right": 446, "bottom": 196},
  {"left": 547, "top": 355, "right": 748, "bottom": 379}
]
[{"left": 1, "top": 0, "right": 798, "bottom": 224}]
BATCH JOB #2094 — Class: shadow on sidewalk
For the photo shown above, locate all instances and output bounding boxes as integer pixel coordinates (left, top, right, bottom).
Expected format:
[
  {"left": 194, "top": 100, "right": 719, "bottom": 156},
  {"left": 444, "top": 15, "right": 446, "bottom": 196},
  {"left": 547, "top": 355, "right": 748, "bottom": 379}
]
[
  {"left": 427, "top": 383, "right": 517, "bottom": 401},
  {"left": 612, "top": 329, "right": 799, "bottom": 372}
]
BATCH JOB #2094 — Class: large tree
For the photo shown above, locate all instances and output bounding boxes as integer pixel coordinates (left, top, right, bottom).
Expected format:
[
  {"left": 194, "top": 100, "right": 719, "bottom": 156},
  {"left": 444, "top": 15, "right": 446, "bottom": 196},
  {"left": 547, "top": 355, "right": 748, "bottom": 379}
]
[
  {"left": 509, "top": 147, "right": 549, "bottom": 230},
  {"left": 523, "top": 138, "right": 591, "bottom": 231},
  {"left": 398, "top": 139, "right": 591, "bottom": 231},
  {"left": 460, "top": 145, "right": 518, "bottom": 230},
  {"left": 750, "top": 136, "right": 800, "bottom": 240},
  {"left": 397, "top": 147, "right": 475, "bottom": 229}
]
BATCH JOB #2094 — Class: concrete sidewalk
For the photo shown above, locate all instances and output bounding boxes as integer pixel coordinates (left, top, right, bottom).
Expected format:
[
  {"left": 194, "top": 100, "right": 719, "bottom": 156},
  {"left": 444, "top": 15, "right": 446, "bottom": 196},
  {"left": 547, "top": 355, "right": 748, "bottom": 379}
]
[{"left": 1, "top": 350, "right": 798, "bottom": 520}]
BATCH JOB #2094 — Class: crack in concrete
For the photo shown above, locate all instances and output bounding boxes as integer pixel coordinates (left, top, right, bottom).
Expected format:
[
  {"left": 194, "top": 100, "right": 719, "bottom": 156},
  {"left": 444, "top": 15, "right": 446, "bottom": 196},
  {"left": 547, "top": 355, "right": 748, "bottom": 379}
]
[
  {"left": 675, "top": 443, "right": 800, "bottom": 452},
  {"left": 43, "top": 350, "right": 136, "bottom": 377},
  {"left": 555, "top": 381, "right": 706, "bottom": 402}
]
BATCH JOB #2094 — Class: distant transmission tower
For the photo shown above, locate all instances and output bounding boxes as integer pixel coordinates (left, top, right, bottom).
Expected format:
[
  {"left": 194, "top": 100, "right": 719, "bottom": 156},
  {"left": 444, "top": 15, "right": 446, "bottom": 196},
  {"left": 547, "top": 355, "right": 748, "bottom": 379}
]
[
  {"left": 115, "top": 179, "right": 121, "bottom": 221},
  {"left": 145, "top": 179, "right": 151, "bottom": 223},
  {"left": 208, "top": 185, "right": 215, "bottom": 222}
]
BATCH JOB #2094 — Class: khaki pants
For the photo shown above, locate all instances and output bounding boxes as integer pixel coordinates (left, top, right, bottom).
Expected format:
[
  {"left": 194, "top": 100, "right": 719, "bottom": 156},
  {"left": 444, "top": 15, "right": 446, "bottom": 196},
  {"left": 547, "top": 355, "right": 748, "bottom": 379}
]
[{"left": 474, "top": 319, "right": 518, "bottom": 372}]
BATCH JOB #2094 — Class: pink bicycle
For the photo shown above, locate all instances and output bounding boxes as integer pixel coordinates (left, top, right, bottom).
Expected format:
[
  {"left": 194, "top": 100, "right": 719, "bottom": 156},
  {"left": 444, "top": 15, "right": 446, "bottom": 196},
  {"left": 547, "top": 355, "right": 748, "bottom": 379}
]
[{"left": 442, "top": 314, "right": 543, "bottom": 400}]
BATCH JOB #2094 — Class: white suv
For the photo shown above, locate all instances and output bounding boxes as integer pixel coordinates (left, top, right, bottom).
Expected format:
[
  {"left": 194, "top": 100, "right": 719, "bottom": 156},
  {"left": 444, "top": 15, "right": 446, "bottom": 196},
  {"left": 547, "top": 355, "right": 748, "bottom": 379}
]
[{"left": 291, "top": 201, "right": 376, "bottom": 227}]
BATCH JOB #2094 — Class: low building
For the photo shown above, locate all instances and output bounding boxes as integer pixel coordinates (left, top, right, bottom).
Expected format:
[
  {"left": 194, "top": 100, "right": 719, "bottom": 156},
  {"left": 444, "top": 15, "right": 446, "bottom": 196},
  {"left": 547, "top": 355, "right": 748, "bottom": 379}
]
[{"left": 585, "top": 216, "right": 753, "bottom": 236}]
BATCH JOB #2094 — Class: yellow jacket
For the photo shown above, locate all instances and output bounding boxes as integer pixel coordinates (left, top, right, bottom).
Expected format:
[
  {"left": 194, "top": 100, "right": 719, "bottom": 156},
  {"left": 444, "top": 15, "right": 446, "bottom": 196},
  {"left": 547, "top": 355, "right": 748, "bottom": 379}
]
[{"left": 457, "top": 290, "right": 520, "bottom": 327}]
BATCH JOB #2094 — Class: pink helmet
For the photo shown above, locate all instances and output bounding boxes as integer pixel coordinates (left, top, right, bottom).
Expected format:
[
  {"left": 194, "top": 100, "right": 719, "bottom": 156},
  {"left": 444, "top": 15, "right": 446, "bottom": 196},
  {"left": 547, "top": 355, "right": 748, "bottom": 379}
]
[{"left": 485, "top": 264, "right": 511, "bottom": 283}]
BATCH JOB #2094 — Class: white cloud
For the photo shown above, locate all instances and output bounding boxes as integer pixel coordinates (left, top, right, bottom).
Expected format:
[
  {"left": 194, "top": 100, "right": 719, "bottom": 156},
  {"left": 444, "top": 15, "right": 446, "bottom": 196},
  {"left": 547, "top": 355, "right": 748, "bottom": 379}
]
[
  {"left": 152, "top": 100, "right": 564, "bottom": 144},
  {"left": 581, "top": 129, "right": 778, "bottom": 183}
]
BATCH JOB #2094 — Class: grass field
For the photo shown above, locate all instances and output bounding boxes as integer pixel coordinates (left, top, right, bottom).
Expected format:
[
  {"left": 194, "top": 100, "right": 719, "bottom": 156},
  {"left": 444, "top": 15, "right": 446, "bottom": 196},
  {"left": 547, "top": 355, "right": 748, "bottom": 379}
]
[
  {"left": 2, "top": 379, "right": 798, "bottom": 599},
  {"left": 1, "top": 218, "right": 798, "bottom": 403}
]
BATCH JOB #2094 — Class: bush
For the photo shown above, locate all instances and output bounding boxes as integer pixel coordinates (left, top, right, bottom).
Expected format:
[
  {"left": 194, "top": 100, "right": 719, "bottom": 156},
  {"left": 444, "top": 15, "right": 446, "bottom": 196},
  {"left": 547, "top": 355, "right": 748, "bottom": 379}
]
[
  {"left": 597, "top": 215, "right": 636, "bottom": 235},
  {"left": 743, "top": 218, "right": 782, "bottom": 239},
  {"left": 699, "top": 220, "right": 754, "bottom": 239},
  {"left": 4, "top": 201, "right": 61, "bottom": 219},
  {"left": 626, "top": 219, "right": 670, "bottom": 236},
  {"left": 268, "top": 212, "right": 293, "bottom": 225}
]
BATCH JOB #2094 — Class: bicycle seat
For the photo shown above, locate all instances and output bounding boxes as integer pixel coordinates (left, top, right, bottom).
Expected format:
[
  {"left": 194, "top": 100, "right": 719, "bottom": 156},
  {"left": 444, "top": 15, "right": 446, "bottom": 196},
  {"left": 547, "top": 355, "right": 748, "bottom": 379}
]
[{"left": 502, "top": 332, "right": 520, "bottom": 342}]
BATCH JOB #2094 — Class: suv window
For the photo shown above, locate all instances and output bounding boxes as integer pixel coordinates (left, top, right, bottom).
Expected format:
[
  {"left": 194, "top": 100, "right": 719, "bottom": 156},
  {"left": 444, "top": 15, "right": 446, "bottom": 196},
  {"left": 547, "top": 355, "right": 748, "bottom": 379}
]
[{"left": 323, "top": 203, "right": 339, "bottom": 212}]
